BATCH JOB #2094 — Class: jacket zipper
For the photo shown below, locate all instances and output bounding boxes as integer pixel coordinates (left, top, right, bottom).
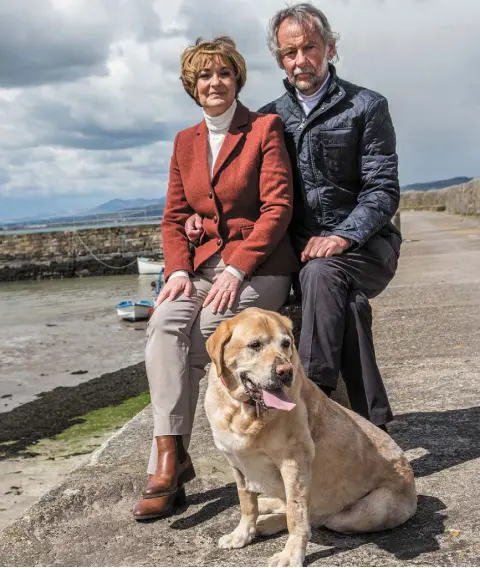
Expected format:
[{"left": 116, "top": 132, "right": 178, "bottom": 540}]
[{"left": 296, "top": 118, "right": 306, "bottom": 132}]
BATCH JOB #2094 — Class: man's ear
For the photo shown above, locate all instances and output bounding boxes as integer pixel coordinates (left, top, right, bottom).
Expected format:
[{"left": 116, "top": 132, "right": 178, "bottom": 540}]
[
  {"left": 206, "top": 319, "right": 232, "bottom": 378},
  {"left": 327, "top": 40, "right": 337, "bottom": 62}
]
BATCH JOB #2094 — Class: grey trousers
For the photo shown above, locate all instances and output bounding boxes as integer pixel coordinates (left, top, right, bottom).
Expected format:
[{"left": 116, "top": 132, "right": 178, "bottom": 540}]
[
  {"left": 297, "top": 234, "right": 400, "bottom": 426},
  {"left": 145, "top": 254, "right": 291, "bottom": 474}
]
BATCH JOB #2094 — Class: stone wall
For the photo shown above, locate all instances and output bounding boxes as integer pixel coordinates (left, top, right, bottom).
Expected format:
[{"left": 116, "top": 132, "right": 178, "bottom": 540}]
[
  {"left": 400, "top": 178, "right": 480, "bottom": 215},
  {"left": 0, "top": 225, "right": 163, "bottom": 281},
  {"left": 3, "top": 177, "right": 477, "bottom": 282}
]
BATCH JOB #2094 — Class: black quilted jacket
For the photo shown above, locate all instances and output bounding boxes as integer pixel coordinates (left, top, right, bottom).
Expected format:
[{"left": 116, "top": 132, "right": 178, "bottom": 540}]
[{"left": 258, "top": 64, "right": 401, "bottom": 256}]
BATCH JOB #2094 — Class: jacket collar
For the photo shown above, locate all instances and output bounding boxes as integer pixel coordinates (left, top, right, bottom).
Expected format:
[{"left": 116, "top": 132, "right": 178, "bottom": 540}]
[{"left": 195, "top": 100, "right": 250, "bottom": 184}]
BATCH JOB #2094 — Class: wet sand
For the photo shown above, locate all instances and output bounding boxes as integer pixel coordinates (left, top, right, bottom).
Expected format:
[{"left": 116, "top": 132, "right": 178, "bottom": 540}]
[
  {"left": 0, "top": 274, "right": 154, "bottom": 411},
  {"left": 0, "top": 275, "right": 154, "bottom": 530}
]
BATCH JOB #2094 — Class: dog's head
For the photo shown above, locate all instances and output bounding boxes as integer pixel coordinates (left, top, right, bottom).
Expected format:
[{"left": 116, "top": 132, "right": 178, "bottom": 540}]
[{"left": 206, "top": 307, "right": 297, "bottom": 411}]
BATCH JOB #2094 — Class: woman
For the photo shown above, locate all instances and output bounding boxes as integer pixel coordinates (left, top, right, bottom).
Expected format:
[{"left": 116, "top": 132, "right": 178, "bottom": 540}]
[{"left": 133, "top": 36, "right": 299, "bottom": 520}]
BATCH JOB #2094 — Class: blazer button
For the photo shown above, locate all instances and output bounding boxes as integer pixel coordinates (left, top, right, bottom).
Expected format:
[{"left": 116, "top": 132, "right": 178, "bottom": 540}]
[
  {"left": 217, "top": 238, "right": 222, "bottom": 246},
  {"left": 213, "top": 215, "right": 218, "bottom": 223},
  {"left": 209, "top": 191, "right": 213, "bottom": 199}
]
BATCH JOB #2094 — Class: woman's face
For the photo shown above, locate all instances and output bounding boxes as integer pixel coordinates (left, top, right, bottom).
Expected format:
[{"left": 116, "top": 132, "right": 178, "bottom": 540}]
[{"left": 196, "top": 56, "right": 236, "bottom": 116}]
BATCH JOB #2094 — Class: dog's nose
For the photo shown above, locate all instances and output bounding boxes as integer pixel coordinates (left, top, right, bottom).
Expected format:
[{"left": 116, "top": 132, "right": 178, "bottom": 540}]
[{"left": 275, "top": 363, "right": 293, "bottom": 385}]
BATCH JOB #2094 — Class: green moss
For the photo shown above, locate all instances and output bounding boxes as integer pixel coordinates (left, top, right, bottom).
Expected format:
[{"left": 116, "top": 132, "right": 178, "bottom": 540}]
[
  {"left": 23, "top": 391, "right": 151, "bottom": 458},
  {"left": 55, "top": 391, "right": 151, "bottom": 442}
]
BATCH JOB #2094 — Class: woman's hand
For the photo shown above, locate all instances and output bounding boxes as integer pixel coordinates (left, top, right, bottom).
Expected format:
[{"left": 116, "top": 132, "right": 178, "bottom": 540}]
[
  {"left": 185, "top": 213, "right": 204, "bottom": 243},
  {"left": 203, "top": 270, "right": 242, "bottom": 314},
  {"left": 155, "top": 276, "right": 192, "bottom": 307}
]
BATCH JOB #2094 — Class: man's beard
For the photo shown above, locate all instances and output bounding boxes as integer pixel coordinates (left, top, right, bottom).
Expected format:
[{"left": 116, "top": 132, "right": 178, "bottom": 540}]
[{"left": 292, "top": 54, "right": 329, "bottom": 94}]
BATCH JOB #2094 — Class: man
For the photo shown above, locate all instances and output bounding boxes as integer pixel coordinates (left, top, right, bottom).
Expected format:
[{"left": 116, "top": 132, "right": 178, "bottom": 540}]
[{"left": 185, "top": 3, "right": 401, "bottom": 430}]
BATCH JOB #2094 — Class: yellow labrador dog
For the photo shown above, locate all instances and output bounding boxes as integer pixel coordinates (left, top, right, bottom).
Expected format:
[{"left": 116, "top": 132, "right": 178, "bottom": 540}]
[{"left": 205, "top": 307, "right": 416, "bottom": 567}]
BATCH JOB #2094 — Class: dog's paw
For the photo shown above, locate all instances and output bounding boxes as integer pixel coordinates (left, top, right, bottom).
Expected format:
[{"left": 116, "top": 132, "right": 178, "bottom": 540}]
[
  {"left": 267, "top": 549, "right": 304, "bottom": 567},
  {"left": 218, "top": 528, "right": 255, "bottom": 549}
]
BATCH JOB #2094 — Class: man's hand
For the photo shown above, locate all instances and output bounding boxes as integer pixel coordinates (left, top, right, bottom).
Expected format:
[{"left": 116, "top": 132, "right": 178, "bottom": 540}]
[
  {"left": 203, "top": 270, "right": 242, "bottom": 314},
  {"left": 301, "top": 235, "right": 351, "bottom": 262},
  {"left": 185, "top": 213, "right": 204, "bottom": 243},
  {"left": 155, "top": 276, "right": 192, "bottom": 307}
]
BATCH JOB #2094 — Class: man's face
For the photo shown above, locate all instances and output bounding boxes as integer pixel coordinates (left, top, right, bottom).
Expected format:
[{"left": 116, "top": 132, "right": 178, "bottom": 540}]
[{"left": 277, "top": 17, "right": 336, "bottom": 95}]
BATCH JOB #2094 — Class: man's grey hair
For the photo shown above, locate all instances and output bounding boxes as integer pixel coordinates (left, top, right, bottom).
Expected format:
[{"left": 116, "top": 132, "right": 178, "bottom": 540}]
[{"left": 266, "top": 3, "right": 339, "bottom": 64}]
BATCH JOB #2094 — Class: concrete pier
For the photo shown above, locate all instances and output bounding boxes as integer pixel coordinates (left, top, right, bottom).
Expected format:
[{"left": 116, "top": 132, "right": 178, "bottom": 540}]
[{"left": 1, "top": 211, "right": 479, "bottom": 566}]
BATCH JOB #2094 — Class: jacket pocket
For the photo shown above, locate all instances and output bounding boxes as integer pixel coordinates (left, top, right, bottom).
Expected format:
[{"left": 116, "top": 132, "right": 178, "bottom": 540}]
[
  {"left": 318, "top": 128, "right": 358, "bottom": 181},
  {"left": 241, "top": 225, "right": 254, "bottom": 239}
]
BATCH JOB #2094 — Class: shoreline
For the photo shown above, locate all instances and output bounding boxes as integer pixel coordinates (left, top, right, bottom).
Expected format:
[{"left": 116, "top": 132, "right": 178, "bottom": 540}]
[{"left": 0, "top": 362, "right": 150, "bottom": 530}]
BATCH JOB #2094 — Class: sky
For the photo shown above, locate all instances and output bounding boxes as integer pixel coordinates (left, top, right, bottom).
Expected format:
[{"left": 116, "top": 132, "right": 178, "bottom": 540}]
[{"left": 0, "top": 0, "right": 479, "bottom": 221}]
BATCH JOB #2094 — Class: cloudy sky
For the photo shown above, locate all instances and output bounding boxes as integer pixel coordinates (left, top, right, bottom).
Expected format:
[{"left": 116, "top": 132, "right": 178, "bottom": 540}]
[{"left": 0, "top": 0, "right": 479, "bottom": 220}]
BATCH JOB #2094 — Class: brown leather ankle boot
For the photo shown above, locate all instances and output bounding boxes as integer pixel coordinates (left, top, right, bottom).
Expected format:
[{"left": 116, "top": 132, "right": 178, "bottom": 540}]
[
  {"left": 142, "top": 435, "right": 195, "bottom": 499},
  {"left": 133, "top": 486, "right": 186, "bottom": 521}
]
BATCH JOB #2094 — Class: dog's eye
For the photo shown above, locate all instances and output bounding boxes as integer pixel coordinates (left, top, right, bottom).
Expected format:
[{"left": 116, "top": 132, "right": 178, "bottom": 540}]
[
  {"left": 281, "top": 338, "right": 291, "bottom": 349},
  {"left": 248, "top": 340, "right": 262, "bottom": 351}
]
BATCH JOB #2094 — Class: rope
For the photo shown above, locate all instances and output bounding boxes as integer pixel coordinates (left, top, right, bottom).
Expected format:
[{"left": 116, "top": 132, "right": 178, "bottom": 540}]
[{"left": 71, "top": 231, "right": 138, "bottom": 270}]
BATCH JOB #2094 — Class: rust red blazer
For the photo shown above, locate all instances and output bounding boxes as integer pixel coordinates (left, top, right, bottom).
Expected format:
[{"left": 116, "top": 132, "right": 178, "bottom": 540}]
[{"left": 161, "top": 101, "right": 299, "bottom": 280}]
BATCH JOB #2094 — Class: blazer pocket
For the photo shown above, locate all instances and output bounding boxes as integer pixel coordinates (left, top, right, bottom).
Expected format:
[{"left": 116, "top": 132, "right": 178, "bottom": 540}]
[{"left": 241, "top": 225, "right": 255, "bottom": 239}]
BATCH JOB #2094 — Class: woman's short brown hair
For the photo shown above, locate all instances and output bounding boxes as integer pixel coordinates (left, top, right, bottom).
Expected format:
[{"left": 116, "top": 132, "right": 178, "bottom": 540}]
[{"left": 180, "top": 36, "right": 247, "bottom": 106}]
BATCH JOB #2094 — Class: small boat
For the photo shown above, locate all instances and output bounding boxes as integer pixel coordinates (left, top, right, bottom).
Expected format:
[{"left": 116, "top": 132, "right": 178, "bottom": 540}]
[
  {"left": 116, "top": 299, "right": 154, "bottom": 321},
  {"left": 137, "top": 257, "right": 164, "bottom": 275}
]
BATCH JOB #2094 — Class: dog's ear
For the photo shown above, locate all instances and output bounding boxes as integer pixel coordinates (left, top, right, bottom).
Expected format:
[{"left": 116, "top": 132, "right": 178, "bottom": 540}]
[
  {"left": 277, "top": 313, "right": 295, "bottom": 347},
  {"left": 206, "top": 319, "right": 233, "bottom": 378},
  {"left": 278, "top": 314, "right": 293, "bottom": 332}
]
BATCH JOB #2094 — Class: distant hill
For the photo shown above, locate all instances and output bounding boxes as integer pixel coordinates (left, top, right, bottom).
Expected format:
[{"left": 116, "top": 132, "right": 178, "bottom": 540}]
[
  {"left": 401, "top": 177, "right": 473, "bottom": 192},
  {"left": 88, "top": 197, "right": 166, "bottom": 214},
  {"left": 0, "top": 196, "right": 167, "bottom": 229}
]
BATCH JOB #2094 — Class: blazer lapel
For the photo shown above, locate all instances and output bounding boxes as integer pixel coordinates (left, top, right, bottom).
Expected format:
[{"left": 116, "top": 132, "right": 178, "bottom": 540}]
[
  {"left": 193, "top": 120, "right": 213, "bottom": 192},
  {"left": 211, "top": 101, "right": 250, "bottom": 183}
]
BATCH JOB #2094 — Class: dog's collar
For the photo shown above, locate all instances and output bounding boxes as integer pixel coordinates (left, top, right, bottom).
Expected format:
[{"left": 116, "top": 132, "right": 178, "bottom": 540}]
[{"left": 219, "top": 375, "right": 257, "bottom": 409}]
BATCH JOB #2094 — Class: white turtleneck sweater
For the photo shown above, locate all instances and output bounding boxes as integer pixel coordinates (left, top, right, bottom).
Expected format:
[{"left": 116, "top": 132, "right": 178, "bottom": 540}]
[
  {"left": 204, "top": 99, "right": 237, "bottom": 178},
  {"left": 296, "top": 71, "right": 330, "bottom": 116},
  {"left": 169, "top": 100, "right": 245, "bottom": 282}
]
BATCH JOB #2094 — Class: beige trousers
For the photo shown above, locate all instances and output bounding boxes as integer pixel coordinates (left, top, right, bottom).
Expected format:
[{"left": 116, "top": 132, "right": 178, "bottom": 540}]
[{"left": 145, "top": 254, "right": 291, "bottom": 474}]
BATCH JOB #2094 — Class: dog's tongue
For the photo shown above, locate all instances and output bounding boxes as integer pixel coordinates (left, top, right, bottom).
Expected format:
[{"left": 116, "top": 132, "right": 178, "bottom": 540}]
[{"left": 262, "top": 388, "right": 296, "bottom": 411}]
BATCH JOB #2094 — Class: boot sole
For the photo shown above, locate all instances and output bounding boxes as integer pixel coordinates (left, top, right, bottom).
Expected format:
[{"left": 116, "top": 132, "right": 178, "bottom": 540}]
[
  {"left": 133, "top": 487, "right": 186, "bottom": 521},
  {"left": 142, "top": 462, "right": 196, "bottom": 499}
]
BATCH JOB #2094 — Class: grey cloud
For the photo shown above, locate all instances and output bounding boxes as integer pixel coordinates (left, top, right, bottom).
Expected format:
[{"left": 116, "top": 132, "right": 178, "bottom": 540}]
[
  {"left": 101, "top": 153, "right": 134, "bottom": 164},
  {"left": 124, "top": 164, "right": 167, "bottom": 175},
  {"left": 0, "top": 0, "right": 112, "bottom": 88},
  {"left": 43, "top": 121, "right": 174, "bottom": 151},
  {"left": 106, "top": 0, "right": 163, "bottom": 43},
  {"left": 0, "top": 171, "right": 10, "bottom": 186},
  {"left": 15, "top": 88, "right": 189, "bottom": 151},
  {"left": 179, "top": 0, "right": 273, "bottom": 73}
]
